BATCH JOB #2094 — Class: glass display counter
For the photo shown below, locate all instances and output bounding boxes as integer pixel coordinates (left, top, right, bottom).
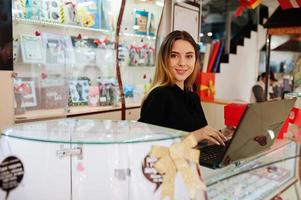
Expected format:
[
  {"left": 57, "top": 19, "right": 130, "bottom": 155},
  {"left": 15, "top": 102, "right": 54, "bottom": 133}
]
[{"left": 0, "top": 119, "right": 300, "bottom": 200}]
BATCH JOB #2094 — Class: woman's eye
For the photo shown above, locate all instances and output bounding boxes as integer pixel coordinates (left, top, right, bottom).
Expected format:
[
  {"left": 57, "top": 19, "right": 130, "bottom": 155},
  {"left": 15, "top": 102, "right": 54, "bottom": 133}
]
[
  {"left": 170, "top": 54, "right": 178, "bottom": 58},
  {"left": 186, "top": 55, "right": 193, "bottom": 59}
]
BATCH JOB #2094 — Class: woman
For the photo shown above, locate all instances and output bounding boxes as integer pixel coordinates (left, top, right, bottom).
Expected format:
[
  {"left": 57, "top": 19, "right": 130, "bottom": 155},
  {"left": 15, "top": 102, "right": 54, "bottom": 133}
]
[{"left": 138, "top": 30, "right": 227, "bottom": 145}]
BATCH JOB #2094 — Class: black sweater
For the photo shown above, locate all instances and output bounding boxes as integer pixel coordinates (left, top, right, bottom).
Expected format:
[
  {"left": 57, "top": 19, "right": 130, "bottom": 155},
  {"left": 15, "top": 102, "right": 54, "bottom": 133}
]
[{"left": 138, "top": 85, "right": 208, "bottom": 132}]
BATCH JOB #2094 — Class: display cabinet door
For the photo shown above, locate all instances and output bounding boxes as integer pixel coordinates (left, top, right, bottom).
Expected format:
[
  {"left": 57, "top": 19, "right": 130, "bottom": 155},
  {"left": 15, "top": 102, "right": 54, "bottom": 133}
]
[
  {"left": 71, "top": 144, "right": 130, "bottom": 200},
  {"left": 0, "top": 137, "right": 71, "bottom": 200}
]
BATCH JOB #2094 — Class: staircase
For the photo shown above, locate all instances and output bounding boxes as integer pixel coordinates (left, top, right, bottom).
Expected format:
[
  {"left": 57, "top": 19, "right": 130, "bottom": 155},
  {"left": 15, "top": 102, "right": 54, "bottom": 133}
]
[{"left": 214, "top": 6, "right": 269, "bottom": 102}]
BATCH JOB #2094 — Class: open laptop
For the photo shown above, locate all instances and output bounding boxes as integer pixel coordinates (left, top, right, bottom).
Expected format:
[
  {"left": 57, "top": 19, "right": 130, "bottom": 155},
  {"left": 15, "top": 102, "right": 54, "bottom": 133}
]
[{"left": 198, "top": 98, "right": 297, "bottom": 169}]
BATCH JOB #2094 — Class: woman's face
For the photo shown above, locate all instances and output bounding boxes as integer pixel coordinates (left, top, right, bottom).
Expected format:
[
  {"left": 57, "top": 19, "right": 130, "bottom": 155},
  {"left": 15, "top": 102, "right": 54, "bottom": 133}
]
[{"left": 168, "top": 39, "right": 196, "bottom": 89}]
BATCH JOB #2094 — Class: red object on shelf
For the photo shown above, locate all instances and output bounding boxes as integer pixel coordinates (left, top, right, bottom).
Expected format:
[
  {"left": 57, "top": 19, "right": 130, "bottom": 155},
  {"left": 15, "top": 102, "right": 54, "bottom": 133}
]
[
  {"left": 196, "top": 72, "right": 215, "bottom": 101},
  {"left": 224, "top": 103, "right": 248, "bottom": 127}
]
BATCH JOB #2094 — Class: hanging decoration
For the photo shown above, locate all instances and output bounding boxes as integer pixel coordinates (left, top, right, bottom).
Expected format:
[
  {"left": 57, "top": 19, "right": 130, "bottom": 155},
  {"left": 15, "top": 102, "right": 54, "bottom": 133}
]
[
  {"left": 278, "top": 0, "right": 301, "bottom": 10},
  {"left": 235, "top": 0, "right": 262, "bottom": 17}
]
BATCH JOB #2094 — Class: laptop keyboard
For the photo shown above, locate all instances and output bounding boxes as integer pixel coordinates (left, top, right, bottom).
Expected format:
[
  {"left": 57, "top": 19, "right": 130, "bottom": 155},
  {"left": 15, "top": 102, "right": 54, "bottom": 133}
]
[{"left": 199, "top": 140, "right": 231, "bottom": 162}]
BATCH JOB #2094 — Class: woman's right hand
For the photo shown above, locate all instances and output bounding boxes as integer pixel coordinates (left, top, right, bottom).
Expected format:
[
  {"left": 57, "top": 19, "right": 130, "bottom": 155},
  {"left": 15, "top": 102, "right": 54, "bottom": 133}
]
[{"left": 192, "top": 125, "right": 227, "bottom": 146}]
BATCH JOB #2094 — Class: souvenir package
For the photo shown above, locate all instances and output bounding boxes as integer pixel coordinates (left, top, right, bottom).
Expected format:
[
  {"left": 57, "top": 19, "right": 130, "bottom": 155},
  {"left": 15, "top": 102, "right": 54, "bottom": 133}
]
[
  {"left": 99, "top": 0, "right": 111, "bottom": 30},
  {"left": 40, "top": 0, "right": 64, "bottom": 23},
  {"left": 42, "top": 33, "right": 74, "bottom": 65},
  {"left": 40, "top": 74, "right": 68, "bottom": 109},
  {"left": 12, "top": 0, "right": 25, "bottom": 18},
  {"left": 88, "top": 85, "right": 100, "bottom": 106},
  {"left": 25, "top": 0, "right": 41, "bottom": 20},
  {"left": 20, "top": 34, "right": 44, "bottom": 64},
  {"left": 148, "top": 12, "right": 155, "bottom": 36},
  {"left": 63, "top": 0, "right": 78, "bottom": 25},
  {"left": 13, "top": 78, "right": 39, "bottom": 113},
  {"left": 71, "top": 37, "right": 97, "bottom": 64},
  {"left": 128, "top": 45, "right": 138, "bottom": 66},
  {"left": 68, "top": 79, "right": 90, "bottom": 106},
  {"left": 135, "top": 10, "right": 148, "bottom": 35},
  {"left": 98, "top": 78, "right": 118, "bottom": 106},
  {"left": 75, "top": 0, "right": 99, "bottom": 28}
]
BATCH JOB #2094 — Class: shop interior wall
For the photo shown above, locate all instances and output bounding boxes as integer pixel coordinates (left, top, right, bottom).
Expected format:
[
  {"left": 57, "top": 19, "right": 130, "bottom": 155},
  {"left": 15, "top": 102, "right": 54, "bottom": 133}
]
[{"left": 214, "top": 25, "right": 267, "bottom": 102}]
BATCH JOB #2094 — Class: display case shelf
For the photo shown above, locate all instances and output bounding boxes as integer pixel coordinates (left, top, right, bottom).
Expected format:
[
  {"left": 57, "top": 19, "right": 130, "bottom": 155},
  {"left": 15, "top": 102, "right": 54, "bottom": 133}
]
[
  {"left": 13, "top": 17, "right": 115, "bottom": 35},
  {"left": 120, "top": 32, "right": 156, "bottom": 40}
]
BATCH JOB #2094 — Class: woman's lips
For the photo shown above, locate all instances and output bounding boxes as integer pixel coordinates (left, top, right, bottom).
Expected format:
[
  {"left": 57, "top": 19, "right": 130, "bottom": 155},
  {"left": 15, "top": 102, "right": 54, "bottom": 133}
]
[{"left": 175, "top": 69, "right": 187, "bottom": 75}]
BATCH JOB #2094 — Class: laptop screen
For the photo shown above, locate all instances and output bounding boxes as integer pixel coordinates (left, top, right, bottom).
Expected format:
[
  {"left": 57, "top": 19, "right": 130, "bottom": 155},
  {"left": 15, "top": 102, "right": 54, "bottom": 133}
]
[{"left": 220, "top": 98, "right": 296, "bottom": 167}]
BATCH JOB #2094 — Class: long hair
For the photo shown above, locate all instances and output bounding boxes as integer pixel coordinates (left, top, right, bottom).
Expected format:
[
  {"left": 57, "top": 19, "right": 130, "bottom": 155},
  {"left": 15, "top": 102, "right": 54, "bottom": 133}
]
[{"left": 141, "top": 30, "right": 200, "bottom": 104}]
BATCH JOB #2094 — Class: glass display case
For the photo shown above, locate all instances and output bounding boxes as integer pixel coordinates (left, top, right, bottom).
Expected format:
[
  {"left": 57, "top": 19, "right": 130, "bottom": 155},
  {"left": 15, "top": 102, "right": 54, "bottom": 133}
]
[
  {"left": 11, "top": 0, "right": 122, "bottom": 123},
  {"left": 0, "top": 119, "right": 300, "bottom": 200},
  {"left": 118, "top": 0, "right": 165, "bottom": 107}
]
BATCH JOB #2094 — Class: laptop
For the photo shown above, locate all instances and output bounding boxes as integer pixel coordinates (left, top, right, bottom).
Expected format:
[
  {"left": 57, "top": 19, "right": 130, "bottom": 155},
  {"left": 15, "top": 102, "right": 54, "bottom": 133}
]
[{"left": 198, "top": 98, "right": 297, "bottom": 169}]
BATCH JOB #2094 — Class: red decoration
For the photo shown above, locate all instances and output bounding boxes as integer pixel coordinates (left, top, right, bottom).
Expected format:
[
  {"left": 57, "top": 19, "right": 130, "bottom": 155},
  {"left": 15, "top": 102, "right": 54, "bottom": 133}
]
[
  {"left": 41, "top": 73, "right": 48, "bottom": 80},
  {"left": 278, "top": 0, "right": 301, "bottom": 10},
  {"left": 93, "top": 39, "right": 102, "bottom": 46},
  {"left": 35, "top": 31, "right": 41, "bottom": 36},
  {"left": 77, "top": 34, "right": 82, "bottom": 40},
  {"left": 235, "top": 0, "right": 262, "bottom": 17},
  {"left": 224, "top": 103, "right": 247, "bottom": 127}
]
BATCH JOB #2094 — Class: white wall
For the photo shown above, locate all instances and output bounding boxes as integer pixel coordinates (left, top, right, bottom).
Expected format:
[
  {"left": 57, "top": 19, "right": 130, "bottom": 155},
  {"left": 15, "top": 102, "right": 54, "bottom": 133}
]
[{"left": 215, "top": 25, "right": 267, "bottom": 102}]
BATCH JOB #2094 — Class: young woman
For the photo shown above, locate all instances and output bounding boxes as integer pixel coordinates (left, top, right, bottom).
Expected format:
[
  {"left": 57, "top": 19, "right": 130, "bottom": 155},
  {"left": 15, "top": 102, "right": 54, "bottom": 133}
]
[{"left": 138, "top": 30, "right": 227, "bottom": 145}]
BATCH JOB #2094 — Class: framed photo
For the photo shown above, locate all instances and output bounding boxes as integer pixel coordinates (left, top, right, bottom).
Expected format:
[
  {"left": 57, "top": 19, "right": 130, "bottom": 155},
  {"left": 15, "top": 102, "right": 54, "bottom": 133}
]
[
  {"left": 68, "top": 79, "right": 90, "bottom": 105},
  {"left": 20, "top": 34, "right": 44, "bottom": 64},
  {"left": 13, "top": 78, "right": 39, "bottom": 109}
]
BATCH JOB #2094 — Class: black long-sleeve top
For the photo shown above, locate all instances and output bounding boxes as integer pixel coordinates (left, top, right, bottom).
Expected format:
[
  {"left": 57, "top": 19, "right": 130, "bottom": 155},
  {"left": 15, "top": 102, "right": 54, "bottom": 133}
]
[{"left": 138, "top": 85, "right": 208, "bottom": 132}]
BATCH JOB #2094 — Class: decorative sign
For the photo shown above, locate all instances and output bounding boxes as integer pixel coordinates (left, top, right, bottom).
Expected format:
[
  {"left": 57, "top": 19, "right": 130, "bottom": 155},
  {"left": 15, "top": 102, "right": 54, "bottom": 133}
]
[
  {"left": 141, "top": 155, "right": 162, "bottom": 191},
  {"left": 0, "top": 156, "right": 24, "bottom": 200}
]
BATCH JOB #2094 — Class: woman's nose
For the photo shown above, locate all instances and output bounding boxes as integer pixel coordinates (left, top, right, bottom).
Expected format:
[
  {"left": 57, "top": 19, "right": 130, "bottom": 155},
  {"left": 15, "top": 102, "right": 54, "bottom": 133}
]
[{"left": 178, "top": 56, "right": 186, "bottom": 66}]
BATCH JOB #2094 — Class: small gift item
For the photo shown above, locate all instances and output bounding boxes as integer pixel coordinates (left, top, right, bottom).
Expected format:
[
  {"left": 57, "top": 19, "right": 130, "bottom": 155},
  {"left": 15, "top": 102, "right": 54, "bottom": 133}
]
[
  {"left": 196, "top": 72, "right": 215, "bottom": 101},
  {"left": 88, "top": 85, "right": 100, "bottom": 106}
]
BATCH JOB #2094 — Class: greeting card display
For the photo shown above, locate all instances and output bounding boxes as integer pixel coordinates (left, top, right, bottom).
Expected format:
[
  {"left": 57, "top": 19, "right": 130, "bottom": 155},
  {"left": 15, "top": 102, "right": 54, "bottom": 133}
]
[
  {"left": 14, "top": 78, "right": 38, "bottom": 112},
  {"left": 20, "top": 34, "right": 44, "bottom": 64},
  {"left": 42, "top": 33, "right": 74, "bottom": 65},
  {"left": 68, "top": 79, "right": 90, "bottom": 105},
  {"left": 41, "top": 74, "right": 68, "bottom": 109}
]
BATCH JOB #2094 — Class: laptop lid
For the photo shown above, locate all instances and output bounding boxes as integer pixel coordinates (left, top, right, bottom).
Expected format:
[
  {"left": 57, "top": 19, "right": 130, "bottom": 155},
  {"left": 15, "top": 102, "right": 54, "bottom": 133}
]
[{"left": 219, "top": 98, "right": 296, "bottom": 167}]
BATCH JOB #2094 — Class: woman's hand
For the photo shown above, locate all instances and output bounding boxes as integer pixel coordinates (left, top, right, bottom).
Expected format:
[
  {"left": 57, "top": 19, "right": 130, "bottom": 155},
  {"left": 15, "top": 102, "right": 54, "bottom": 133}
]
[{"left": 192, "top": 125, "right": 227, "bottom": 145}]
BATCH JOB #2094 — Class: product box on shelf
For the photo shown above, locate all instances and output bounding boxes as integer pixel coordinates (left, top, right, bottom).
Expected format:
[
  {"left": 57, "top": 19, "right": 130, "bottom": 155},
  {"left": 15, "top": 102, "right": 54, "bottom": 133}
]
[{"left": 224, "top": 103, "right": 247, "bottom": 127}]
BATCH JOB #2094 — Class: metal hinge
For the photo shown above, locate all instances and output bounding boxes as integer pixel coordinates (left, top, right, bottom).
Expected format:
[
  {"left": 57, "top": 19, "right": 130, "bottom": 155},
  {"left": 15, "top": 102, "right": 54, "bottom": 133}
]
[{"left": 56, "top": 145, "right": 83, "bottom": 160}]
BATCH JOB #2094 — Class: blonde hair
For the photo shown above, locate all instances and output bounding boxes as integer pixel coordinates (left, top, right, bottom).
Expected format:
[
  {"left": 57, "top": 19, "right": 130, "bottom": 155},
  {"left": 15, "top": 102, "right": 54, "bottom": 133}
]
[{"left": 142, "top": 30, "right": 200, "bottom": 104}]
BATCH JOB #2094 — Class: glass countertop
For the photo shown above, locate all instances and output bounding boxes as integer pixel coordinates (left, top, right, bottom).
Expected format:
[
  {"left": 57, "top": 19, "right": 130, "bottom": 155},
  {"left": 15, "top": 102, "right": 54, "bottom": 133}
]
[{"left": 1, "top": 119, "right": 187, "bottom": 144}]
